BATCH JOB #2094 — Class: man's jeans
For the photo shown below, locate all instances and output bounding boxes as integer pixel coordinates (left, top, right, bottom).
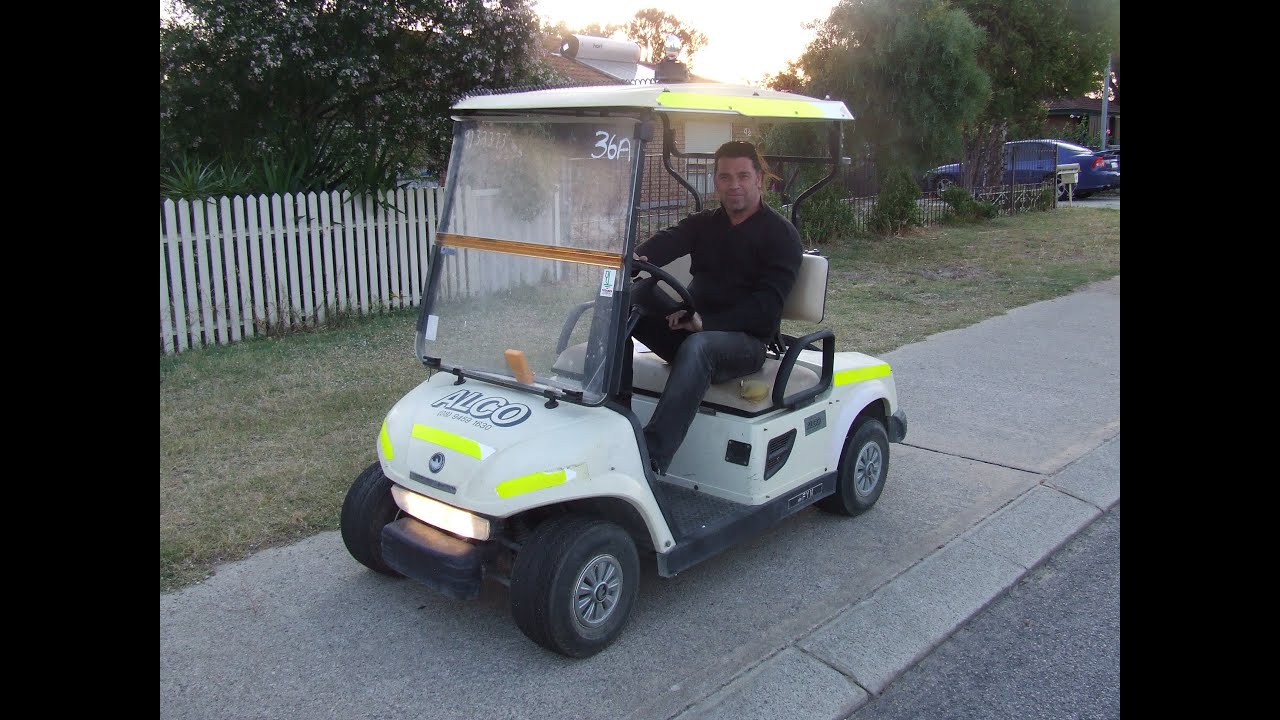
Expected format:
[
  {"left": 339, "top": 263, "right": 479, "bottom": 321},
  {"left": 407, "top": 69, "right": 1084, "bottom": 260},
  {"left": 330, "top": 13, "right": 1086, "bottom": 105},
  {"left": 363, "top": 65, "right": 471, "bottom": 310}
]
[{"left": 625, "top": 314, "right": 765, "bottom": 472}]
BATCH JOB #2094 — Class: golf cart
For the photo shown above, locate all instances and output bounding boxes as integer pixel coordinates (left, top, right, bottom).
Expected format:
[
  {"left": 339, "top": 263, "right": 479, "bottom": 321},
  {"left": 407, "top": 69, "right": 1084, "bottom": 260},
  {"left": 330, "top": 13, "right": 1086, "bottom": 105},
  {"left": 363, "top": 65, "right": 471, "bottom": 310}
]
[{"left": 340, "top": 82, "right": 908, "bottom": 657}]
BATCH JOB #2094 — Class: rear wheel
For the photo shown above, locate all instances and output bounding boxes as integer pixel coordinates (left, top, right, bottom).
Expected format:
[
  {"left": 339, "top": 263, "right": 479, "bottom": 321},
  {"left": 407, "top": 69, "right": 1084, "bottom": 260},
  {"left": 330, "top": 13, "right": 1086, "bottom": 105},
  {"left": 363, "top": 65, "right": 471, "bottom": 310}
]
[
  {"left": 340, "top": 461, "right": 404, "bottom": 576},
  {"left": 934, "top": 176, "right": 956, "bottom": 194},
  {"left": 817, "top": 418, "right": 890, "bottom": 516},
  {"left": 509, "top": 515, "right": 639, "bottom": 658},
  {"left": 1045, "top": 173, "right": 1068, "bottom": 200}
]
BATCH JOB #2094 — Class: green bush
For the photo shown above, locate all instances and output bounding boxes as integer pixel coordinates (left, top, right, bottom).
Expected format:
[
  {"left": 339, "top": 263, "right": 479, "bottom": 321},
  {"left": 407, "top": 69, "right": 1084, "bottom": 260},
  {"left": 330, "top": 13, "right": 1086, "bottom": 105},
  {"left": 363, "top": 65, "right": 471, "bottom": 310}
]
[
  {"left": 160, "top": 156, "right": 251, "bottom": 199},
  {"left": 939, "top": 184, "right": 998, "bottom": 223},
  {"left": 768, "top": 183, "right": 864, "bottom": 245},
  {"left": 159, "top": 148, "right": 395, "bottom": 200},
  {"left": 1055, "top": 121, "right": 1095, "bottom": 148},
  {"left": 1032, "top": 184, "right": 1057, "bottom": 211},
  {"left": 866, "top": 166, "right": 922, "bottom": 235}
]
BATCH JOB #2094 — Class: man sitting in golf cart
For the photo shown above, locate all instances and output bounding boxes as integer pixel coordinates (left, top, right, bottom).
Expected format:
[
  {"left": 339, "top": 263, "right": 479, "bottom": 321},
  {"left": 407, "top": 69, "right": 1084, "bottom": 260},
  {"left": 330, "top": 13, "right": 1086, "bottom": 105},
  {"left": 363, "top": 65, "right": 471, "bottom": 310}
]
[{"left": 626, "top": 140, "right": 802, "bottom": 475}]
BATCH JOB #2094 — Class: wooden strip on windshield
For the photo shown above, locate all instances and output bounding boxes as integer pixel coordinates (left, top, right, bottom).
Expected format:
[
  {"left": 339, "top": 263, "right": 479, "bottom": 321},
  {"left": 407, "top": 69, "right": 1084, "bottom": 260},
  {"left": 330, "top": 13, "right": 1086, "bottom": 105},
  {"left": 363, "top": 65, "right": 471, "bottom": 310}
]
[{"left": 437, "top": 233, "right": 623, "bottom": 268}]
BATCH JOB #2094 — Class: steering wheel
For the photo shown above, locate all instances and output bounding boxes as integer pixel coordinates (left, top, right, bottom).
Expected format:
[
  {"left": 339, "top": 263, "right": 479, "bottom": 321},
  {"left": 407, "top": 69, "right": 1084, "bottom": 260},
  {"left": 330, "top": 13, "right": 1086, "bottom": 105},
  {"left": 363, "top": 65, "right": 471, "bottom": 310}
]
[{"left": 630, "top": 259, "right": 696, "bottom": 320}]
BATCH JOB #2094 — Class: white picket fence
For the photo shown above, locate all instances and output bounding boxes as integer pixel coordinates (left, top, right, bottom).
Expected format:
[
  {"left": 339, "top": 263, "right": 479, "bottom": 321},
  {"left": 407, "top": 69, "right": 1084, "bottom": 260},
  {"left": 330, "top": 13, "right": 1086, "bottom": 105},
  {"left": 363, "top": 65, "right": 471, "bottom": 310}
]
[{"left": 160, "top": 187, "right": 445, "bottom": 354}]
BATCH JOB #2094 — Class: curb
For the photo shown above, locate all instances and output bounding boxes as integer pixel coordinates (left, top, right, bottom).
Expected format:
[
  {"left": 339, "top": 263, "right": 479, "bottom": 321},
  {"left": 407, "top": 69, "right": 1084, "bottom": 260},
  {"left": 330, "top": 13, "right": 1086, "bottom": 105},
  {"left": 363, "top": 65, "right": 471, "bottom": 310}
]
[{"left": 669, "top": 435, "right": 1119, "bottom": 720}]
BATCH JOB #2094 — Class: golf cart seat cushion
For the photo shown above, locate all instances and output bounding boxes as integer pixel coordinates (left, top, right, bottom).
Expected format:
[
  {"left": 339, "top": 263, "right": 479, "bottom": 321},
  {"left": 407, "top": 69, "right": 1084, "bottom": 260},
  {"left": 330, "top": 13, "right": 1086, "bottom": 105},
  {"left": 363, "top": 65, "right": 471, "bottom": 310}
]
[
  {"left": 634, "top": 352, "right": 820, "bottom": 414},
  {"left": 549, "top": 343, "right": 820, "bottom": 414}
]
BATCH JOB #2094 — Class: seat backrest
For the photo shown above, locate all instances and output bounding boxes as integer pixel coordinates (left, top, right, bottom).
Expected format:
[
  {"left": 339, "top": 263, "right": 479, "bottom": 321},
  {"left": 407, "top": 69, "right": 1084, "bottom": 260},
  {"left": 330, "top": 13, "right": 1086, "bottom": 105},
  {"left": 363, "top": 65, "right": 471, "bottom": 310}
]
[
  {"left": 783, "top": 253, "right": 828, "bottom": 322},
  {"left": 659, "top": 252, "right": 828, "bottom": 323}
]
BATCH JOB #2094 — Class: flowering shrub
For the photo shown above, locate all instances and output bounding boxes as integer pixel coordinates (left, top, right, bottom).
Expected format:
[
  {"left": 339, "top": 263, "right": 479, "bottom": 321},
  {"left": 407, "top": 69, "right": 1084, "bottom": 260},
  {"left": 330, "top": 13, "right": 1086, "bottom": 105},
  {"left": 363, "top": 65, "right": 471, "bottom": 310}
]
[{"left": 160, "top": 0, "right": 552, "bottom": 196}]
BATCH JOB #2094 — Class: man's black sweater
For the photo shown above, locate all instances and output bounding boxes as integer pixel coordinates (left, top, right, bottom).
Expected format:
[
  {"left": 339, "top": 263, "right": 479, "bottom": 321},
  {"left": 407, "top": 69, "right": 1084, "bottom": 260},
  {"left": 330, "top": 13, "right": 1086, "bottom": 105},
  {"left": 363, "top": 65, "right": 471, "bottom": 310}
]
[{"left": 635, "top": 203, "right": 803, "bottom": 342}]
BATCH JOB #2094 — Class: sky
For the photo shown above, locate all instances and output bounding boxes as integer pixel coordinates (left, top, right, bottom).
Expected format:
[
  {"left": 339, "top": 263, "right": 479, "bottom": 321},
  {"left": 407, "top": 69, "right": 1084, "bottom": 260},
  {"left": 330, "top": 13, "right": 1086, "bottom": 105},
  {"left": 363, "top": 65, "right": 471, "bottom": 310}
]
[{"left": 533, "top": 0, "right": 841, "bottom": 85}]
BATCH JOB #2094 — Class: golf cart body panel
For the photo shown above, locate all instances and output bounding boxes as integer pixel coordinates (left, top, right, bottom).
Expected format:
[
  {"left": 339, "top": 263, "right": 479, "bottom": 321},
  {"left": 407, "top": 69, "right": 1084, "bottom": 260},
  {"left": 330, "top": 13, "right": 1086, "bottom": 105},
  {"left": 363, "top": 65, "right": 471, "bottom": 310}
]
[
  {"left": 378, "top": 371, "right": 677, "bottom": 551},
  {"left": 631, "top": 350, "right": 898, "bottom": 505},
  {"left": 340, "top": 82, "right": 907, "bottom": 656}
]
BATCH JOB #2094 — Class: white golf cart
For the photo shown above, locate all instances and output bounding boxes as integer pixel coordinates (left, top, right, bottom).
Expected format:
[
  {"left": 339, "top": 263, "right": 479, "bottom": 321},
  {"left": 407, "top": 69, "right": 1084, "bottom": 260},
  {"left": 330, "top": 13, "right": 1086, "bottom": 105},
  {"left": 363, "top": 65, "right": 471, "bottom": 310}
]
[{"left": 340, "top": 82, "right": 908, "bottom": 657}]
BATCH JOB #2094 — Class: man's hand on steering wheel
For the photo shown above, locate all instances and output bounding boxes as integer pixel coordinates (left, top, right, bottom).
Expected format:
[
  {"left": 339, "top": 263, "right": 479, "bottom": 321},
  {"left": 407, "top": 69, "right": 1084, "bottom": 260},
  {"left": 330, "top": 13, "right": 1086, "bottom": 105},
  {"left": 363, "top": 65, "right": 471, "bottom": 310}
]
[{"left": 666, "top": 309, "right": 702, "bottom": 332}]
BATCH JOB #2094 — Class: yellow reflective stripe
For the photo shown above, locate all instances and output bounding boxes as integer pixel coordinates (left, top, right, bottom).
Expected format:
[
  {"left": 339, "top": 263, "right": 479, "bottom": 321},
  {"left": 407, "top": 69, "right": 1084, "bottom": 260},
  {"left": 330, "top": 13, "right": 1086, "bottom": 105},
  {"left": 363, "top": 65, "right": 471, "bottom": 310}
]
[
  {"left": 411, "top": 424, "right": 495, "bottom": 461},
  {"left": 379, "top": 421, "right": 394, "bottom": 460},
  {"left": 834, "top": 364, "right": 892, "bottom": 386},
  {"left": 656, "top": 93, "right": 828, "bottom": 118},
  {"left": 496, "top": 469, "right": 575, "bottom": 499}
]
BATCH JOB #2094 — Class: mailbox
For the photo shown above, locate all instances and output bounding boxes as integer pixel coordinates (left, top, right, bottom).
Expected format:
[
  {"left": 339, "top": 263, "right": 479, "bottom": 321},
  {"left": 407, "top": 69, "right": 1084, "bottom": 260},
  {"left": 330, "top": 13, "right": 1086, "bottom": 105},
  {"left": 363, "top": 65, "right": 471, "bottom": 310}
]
[{"left": 1056, "top": 163, "right": 1080, "bottom": 185}]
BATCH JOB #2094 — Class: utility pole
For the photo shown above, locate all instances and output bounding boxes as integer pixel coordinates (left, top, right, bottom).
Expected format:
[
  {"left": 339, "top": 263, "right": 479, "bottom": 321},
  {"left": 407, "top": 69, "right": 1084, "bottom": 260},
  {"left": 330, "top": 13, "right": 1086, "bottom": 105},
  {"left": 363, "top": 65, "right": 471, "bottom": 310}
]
[{"left": 1099, "top": 55, "right": 1112, "bottom": 149}]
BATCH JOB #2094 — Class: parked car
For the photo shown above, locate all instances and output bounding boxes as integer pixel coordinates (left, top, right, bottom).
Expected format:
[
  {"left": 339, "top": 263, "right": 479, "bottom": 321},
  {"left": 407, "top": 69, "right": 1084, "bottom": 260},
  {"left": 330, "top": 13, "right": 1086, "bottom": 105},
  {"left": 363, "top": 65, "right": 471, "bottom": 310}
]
[
  {"left": 1100, "top": 145, "right": 1120, "bottom": 169},
  {"left": 925, "top": 139, "right": 1120, "bottom": 200}
]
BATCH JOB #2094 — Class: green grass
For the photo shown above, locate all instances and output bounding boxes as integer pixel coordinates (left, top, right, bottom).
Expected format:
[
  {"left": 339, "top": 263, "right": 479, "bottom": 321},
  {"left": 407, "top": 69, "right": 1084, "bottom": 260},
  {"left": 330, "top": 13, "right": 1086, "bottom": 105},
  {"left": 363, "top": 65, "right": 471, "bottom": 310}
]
[{"left": 160, "top": 205, "right": 1119, "bottom": 593}]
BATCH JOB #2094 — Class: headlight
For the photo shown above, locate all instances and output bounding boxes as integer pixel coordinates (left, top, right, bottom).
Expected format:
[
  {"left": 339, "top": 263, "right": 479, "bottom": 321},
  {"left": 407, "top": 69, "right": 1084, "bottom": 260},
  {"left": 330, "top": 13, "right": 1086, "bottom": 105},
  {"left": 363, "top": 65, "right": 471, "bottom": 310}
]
[{"left": 390, "top": 485, "right": 492, "bottom": 541}]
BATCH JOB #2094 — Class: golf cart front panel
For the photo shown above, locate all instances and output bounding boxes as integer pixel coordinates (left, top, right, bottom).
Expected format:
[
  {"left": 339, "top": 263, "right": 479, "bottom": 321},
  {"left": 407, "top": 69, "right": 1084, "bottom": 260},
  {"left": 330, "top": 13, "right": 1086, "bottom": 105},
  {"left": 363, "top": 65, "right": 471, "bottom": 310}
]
[{"left": 376, "top": 372, "right": 676, "bottom": 551}]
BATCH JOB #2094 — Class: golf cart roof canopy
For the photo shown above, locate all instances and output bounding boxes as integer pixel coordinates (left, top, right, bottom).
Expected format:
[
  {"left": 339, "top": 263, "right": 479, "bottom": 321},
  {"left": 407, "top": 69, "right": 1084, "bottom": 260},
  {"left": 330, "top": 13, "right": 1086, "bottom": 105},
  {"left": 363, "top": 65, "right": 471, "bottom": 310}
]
[{"left": 453, "top": 82, "right": 854, "bottom": 122}]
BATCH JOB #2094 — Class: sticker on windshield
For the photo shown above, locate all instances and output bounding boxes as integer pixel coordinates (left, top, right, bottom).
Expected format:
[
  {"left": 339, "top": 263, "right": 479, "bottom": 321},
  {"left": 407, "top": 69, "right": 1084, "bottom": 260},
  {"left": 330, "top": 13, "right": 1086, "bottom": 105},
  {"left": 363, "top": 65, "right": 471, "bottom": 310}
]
[
  {"left": 599, "top": 269, "right": 617, "bottom": 298},
  {"left": 425, "top": 314, "right": 439, "bottom": 341}
]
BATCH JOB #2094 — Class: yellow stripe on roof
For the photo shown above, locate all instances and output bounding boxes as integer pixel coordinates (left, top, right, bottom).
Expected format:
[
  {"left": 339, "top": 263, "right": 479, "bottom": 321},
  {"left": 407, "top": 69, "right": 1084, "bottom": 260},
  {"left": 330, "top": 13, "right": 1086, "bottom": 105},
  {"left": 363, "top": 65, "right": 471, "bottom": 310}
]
[
  {"left": 411, "top": 424, "right": 495, "bottom": 461},
  {"left": 834, "top": 364, "right": 892, "bottom": 386},
  {"left": 656, "top": 93, "right": 830, "bottom": 118}
]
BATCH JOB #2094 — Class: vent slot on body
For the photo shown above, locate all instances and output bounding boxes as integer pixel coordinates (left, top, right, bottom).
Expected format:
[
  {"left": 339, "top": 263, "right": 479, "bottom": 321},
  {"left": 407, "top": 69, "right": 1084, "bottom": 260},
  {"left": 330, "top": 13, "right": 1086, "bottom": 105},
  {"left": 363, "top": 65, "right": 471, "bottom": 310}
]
[{"left": 764, "top": 429, "right": 797, "bottom": 480}]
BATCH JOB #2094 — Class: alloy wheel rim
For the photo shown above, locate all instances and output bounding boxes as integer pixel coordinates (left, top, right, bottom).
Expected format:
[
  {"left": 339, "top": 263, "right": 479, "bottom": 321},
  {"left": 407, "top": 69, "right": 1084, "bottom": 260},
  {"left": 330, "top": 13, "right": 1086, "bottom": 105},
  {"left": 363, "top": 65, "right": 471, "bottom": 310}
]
[
  {"left": 854, "top": 442, "right": 882, "bottom": 496},
  {"left": 574, "top": 554, "right": 622, "bottom": 627}
]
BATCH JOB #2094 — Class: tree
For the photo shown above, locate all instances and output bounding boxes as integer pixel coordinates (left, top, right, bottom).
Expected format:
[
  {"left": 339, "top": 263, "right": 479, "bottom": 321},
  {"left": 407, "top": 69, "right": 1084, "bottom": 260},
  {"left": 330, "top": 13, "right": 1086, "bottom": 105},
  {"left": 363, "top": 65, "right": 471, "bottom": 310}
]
[
  {"left": 958, "top": 0, "right": 1116, "bottom": 131},
  {"left": 160, "top": 0, "right": 550, "bottom": 194},
  {"left": 623, "top": 8, "right": 707, "bottom": 65},
  {"left": 796, "top": 0, "right": 991, "bottom": 175},
  {"left": 762, "top": 61, "right": 808, "bottom": 94},
  {"left": 951, "top": 0, "right": 1120, "bottom": 184}
]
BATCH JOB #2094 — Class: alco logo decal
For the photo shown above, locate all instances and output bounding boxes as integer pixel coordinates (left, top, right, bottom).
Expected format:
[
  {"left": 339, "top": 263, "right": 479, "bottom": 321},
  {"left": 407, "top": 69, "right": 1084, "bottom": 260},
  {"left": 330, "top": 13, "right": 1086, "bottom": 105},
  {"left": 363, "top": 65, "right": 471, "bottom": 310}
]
[{"left": 430, "top": 389, "right": 533, "bottom": 427}]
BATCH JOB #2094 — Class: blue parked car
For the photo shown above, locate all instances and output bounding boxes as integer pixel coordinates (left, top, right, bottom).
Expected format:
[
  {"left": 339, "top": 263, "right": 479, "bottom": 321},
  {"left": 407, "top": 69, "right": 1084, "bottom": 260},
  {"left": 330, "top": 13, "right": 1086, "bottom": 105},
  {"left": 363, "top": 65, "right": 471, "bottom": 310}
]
[{"left": 925, "top": 139, "right": 1120, "bottom": 200}]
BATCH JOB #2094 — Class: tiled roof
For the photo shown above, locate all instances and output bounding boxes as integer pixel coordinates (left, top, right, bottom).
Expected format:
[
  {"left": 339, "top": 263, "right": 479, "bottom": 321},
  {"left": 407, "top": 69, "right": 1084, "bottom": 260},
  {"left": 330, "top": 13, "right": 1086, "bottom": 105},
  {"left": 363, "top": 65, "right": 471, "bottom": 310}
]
[
  {"left": 1046, "top": 97, "right": 1120, "bottom": 114},
  {"left": 543, "top": 54, "right": 617, "bottom": 84},
  {"left": 542, "top": 52, "right": 717, "bottom": 86}
]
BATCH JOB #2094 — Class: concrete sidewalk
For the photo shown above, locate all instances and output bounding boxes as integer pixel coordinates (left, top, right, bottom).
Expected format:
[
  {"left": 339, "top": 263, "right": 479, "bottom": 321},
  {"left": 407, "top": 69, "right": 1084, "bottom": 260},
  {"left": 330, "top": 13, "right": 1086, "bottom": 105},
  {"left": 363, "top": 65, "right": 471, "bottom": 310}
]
[
  {"left": 639, "top": 276, "right": 1120, "bottom": 720},
  {"left": 160, "top": 277, "right": 1120, "bottom": 720}
]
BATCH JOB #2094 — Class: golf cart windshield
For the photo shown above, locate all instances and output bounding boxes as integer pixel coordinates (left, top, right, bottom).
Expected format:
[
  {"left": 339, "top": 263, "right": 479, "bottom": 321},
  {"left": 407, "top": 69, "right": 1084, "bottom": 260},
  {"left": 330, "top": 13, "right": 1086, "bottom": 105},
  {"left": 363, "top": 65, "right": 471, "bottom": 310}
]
[{"left": 417, "top": 116, "right": 640, "bottom": 404}]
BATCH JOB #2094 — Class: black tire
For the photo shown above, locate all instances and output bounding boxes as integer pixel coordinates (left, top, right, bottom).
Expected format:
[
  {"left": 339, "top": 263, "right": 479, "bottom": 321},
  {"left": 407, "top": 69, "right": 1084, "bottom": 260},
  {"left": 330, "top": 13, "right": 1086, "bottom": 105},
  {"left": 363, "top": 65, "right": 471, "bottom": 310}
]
[
  {"left": 816, "top": 418, "right": 890, "bottom": 517},
  {"left": 934, "top": 176, "right": 956, "bottom": 194},
  {"left": 509, "top": 515, "right": 639, "bottom": 658},
  {"left": 340, "top": 461, "right": 404, "bottom": 576}
]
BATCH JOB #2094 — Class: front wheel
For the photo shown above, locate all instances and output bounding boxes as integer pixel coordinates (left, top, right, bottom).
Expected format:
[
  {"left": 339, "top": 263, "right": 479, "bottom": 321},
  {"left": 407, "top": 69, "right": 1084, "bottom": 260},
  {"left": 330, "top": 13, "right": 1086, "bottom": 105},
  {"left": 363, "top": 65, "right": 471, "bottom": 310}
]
[
  {"left": 509, "top": 515, "right": 639, "bottom": 658},
  {"left": 340, "top": 461, "right": 404, "bottom": 576},
  {"left": 816, "top": 418, "right": 890, "bottom": 516}
]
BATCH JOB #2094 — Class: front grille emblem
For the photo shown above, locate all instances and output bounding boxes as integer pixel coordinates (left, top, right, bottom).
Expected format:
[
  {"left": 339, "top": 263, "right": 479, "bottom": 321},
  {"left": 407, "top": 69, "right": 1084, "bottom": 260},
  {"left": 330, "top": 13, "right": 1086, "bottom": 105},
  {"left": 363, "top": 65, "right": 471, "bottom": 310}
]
[{"left": 429, "top": 452, "right": 446, "bottom": 473}]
